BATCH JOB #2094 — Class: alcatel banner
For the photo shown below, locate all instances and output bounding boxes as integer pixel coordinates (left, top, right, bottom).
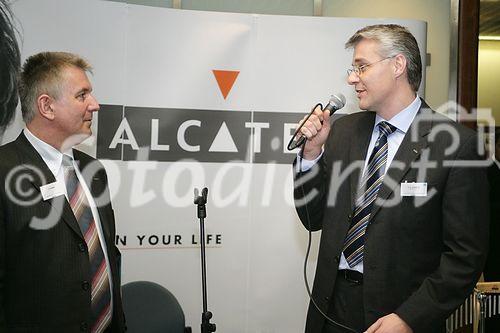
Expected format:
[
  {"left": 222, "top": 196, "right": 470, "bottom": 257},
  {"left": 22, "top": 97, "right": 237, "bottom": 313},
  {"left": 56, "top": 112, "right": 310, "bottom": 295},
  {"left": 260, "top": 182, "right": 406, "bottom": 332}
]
[{"left": 9, "top": 1, "right": 426, "bottom": 331}]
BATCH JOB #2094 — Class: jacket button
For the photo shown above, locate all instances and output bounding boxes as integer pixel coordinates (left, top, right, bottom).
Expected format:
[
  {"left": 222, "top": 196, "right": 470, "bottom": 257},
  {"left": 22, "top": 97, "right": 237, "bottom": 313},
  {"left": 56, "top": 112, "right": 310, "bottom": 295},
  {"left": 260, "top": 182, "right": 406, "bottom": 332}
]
[
  {"left": 348, "top": 214, "right": 352, "bottom": 220},
  {"left": 80, "top": 322, "right": 88, "bottom": 331},
  {"left": 324, "top": 296, "right": 329, "bottom": 301},
  {"left": 82, "top": 281, "right": 90, "bottom": 291},
  {"left": 334, "top": 256, "right": 340, "bottom": 263},
  {"left": 78, "top": 243, "right": 86, "bottom": 252}
]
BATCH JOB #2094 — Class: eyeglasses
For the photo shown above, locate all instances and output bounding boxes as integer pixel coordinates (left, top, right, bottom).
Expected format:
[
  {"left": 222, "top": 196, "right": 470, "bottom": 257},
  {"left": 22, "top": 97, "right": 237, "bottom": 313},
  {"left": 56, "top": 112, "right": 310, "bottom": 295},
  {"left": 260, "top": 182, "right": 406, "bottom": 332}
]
[{"left": 347, "top": 56, "right": 393, "bottom": 76}]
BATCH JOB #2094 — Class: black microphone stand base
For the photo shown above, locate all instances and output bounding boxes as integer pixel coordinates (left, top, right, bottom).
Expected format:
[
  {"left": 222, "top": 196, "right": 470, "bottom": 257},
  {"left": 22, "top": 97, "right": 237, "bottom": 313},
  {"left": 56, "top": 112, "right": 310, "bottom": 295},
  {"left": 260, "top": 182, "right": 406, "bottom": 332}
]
[{"left": 201, "top": 311, "right": 216, "bottom": 333}]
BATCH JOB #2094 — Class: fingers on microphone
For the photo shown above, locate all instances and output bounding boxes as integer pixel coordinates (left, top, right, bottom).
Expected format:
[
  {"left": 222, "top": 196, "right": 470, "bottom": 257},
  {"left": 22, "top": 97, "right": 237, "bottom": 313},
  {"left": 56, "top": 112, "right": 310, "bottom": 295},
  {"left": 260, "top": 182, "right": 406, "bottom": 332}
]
[
  {"left": 323, "top": 109, "right": 331, "bottom": 120},
  {"left": 322, "top": 110, "right": 331, "bottom": 128},
  {"left": 300, "top": 124, "right": 316, "bottom": 138},
  {"left": 313, "top": 103, "right": 323, "bottom": 113},
  {"left": 312, "top": 105, "right": 325, "bottom": 122},
  {"left": 308, "top": 116, "right": 323, "bottom": 131},
  {"left": 298, "top": 114, "right": 310, "bottom": 128}
]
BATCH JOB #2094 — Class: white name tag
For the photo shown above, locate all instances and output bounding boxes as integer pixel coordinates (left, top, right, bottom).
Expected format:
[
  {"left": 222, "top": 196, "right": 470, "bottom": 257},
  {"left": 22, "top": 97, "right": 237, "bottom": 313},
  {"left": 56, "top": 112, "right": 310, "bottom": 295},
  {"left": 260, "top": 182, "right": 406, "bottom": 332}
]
[
  {"left": 40, "top": 181, "right": 66, "bottom": 201},
  {"left": 401, "top": 182, "right": 427, "bottom": 197}
]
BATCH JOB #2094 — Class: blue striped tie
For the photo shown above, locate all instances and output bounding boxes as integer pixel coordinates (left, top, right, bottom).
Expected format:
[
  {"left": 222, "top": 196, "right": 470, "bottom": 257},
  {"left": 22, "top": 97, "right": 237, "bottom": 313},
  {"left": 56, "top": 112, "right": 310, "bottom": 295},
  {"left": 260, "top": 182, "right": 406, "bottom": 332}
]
[{"left": 342, "top": 121, "right": 397, "bottom": 267}]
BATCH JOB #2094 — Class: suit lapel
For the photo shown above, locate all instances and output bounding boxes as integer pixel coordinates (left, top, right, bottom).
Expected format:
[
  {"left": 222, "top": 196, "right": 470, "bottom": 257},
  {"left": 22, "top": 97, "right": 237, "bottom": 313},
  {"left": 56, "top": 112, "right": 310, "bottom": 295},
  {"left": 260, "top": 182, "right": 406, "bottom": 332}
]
[
  {"left": 349, "top": 112, "right": 376, "bottom": 211},
  {"left": 370, "top": 103, "right": 434, "bottom": 220},
  {"left": 14, "top": 133, "right": 84, "bottom": 239}
]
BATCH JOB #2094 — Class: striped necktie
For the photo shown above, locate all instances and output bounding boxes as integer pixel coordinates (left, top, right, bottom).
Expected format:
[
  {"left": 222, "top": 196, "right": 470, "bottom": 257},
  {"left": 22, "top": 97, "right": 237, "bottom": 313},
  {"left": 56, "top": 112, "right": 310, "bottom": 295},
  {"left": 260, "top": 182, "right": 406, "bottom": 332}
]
[
  {"left": 63, "top": 155, "right": 112, "bottom": 333},
  {"left": 342, "top": 121, "right": 397, "bottom": 268}
]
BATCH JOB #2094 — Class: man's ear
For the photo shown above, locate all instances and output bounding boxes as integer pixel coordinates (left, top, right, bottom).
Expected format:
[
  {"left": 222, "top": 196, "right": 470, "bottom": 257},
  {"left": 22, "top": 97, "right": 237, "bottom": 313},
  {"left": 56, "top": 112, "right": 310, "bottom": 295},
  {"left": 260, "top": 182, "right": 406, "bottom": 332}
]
[
  {"left": 393, "top": 54, "right": 407, "bottom": 78},
  {"left": 36, "top": 94, "right": 55, "bottom": 121}
]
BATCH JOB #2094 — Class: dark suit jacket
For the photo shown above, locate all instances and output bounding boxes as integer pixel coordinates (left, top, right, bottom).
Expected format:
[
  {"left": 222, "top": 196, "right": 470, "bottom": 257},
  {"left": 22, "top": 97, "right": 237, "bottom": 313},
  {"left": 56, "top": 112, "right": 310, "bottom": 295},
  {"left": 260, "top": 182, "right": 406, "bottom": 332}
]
[
  {"left": 294, "top": 101, "right": 489, "bottom": 333},
  {"left": 0, "top": 133, "right": 126, "bottom": 332}
]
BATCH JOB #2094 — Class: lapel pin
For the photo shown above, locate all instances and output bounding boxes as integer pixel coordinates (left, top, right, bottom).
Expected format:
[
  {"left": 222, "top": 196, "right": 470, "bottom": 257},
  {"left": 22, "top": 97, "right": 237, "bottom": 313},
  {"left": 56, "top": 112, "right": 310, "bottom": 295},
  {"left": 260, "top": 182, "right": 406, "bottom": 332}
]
[{"left": 412, "top": 148, "right": 419, "bottom": 154}]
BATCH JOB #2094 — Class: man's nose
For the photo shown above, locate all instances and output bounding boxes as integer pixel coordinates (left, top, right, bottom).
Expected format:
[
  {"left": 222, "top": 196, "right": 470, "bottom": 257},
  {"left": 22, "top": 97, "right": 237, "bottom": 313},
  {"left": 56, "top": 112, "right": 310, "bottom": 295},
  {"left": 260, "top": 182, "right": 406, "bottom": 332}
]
[
  {"left": 88, "top": 94, "right": 100, "bottom": 112},
  {"left": 347, "top": 71, "right": 359, "bottom": 85}
]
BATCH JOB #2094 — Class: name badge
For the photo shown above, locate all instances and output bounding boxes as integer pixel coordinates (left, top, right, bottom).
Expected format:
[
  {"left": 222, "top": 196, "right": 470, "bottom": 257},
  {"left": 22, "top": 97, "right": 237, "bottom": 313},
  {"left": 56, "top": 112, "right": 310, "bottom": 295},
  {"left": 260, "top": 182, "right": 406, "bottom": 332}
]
[
  {"left": 401, "top": 182, "right": 427, "bottom": 197},
  {"left": 40, "top": 181, "right": 66, "bottom": 201}
]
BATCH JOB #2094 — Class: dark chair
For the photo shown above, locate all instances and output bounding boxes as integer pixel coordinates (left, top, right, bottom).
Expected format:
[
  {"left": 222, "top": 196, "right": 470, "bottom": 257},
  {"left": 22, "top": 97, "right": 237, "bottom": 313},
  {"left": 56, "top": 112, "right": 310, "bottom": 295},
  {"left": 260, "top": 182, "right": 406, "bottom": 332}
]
[{"left": 122, "top": 281, "right": 192, "bottom": 333}]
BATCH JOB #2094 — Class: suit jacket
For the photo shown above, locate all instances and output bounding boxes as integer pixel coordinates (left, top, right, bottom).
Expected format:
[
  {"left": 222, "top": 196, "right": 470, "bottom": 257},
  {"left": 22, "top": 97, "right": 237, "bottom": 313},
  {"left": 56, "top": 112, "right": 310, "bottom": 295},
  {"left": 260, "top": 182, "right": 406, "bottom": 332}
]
[
  {"left": 294, "top": 101, "right": 489, "bottom": 333},
  {"left": 0, "top": 133, "right": 126, "bottom": 332}
]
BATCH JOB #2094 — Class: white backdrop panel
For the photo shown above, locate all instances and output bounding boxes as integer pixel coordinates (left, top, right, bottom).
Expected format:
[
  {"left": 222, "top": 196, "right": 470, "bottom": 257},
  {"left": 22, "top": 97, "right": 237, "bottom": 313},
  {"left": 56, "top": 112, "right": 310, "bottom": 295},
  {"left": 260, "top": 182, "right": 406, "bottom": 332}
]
[{"left": 9, "top": 1, "right": 427, "bottom": 332}]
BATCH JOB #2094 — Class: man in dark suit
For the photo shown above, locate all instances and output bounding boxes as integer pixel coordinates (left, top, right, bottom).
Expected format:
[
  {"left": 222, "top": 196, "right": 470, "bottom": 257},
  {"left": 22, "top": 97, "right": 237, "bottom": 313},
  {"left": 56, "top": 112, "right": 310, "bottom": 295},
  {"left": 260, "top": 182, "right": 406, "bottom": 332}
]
[
  {"left": 294, "top": 24, "right": 489, "bottom": 333},
  {"left": 0, "top": 52, "right": 126, "bottom": 332}
]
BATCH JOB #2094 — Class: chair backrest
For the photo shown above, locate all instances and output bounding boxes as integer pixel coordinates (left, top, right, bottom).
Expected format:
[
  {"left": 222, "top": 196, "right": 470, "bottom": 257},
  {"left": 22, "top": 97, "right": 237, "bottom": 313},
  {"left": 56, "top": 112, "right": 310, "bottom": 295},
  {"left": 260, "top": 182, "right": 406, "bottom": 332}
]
[{"left": 122, "top": 281, "right": 186, "bottom": 333}]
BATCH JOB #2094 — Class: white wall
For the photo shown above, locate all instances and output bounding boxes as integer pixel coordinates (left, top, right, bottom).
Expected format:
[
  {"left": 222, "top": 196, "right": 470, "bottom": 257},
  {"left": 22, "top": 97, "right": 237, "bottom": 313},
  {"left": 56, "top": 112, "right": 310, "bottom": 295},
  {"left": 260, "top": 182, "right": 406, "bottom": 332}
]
[
  {"left": 478, "top": 40, "right": 500, "bottom": 124},
  {"left": 322, "top": 0, "right": 451, "bottom": 110},
  {"left": 111, "top": 0, "right": 452, "bottom": 110}
]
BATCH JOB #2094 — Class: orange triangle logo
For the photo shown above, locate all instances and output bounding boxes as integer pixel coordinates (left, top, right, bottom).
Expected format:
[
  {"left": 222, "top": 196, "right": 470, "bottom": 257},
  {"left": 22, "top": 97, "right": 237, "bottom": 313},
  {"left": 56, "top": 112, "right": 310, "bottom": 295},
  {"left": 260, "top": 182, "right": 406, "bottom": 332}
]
[{"left": 212, "top": 70, "right": 240, "bottom": 100}]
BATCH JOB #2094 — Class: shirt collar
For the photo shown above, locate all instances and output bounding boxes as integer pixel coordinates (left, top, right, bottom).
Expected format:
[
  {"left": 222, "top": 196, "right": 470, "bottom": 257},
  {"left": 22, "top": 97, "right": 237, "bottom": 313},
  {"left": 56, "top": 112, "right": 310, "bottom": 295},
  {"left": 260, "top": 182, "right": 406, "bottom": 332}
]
[
  {"left": 23, "top": 128, "right": 74, "bottom": 177},
  {"left": 374, "top": 95, "right": 421, "bottom": 134}
]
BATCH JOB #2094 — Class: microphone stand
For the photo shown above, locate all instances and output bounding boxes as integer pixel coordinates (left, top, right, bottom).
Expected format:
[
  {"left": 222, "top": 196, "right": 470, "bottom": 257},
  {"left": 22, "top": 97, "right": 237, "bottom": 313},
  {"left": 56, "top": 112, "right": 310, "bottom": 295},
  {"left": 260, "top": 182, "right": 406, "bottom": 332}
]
[{"left": 194, "top": 188, "right": 216, "bottom": 333}]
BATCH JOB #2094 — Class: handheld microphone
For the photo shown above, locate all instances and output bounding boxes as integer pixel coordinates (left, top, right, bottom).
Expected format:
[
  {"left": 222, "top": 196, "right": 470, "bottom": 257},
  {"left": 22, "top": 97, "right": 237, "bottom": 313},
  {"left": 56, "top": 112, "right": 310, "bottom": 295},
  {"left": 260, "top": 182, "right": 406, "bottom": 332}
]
[{"left": 287, "top": 93, "right": 346, "bottom": 151}]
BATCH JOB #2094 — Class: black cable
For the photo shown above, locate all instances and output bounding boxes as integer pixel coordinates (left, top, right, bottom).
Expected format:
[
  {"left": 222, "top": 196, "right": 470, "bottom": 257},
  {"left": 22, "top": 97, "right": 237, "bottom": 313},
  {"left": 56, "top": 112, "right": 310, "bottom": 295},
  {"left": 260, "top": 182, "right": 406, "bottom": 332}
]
[
  {"left": 288, "top": 103, "right": 323, "bottom": 151},
  {"left": 297, "top": 115, "right": 360, "bottom": 333}
]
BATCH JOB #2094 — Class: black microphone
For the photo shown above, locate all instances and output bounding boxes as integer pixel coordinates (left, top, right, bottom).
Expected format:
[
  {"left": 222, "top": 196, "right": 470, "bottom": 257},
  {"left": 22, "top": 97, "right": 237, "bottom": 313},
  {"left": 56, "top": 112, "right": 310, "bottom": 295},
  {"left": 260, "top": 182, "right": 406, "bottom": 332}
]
[{"left": 287, "top": 93, "right": 346, "bottom": 151}]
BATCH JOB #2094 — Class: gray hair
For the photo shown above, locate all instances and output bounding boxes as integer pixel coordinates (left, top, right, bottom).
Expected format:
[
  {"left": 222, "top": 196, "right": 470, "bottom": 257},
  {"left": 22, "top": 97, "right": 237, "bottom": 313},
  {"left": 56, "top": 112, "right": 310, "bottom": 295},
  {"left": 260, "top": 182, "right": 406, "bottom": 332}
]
[
  {"left": 345, "top": 24, "right": 422, "bottom": 92},
  {"left": 19, "top": 51, "right": 92, "bottom": 123}
]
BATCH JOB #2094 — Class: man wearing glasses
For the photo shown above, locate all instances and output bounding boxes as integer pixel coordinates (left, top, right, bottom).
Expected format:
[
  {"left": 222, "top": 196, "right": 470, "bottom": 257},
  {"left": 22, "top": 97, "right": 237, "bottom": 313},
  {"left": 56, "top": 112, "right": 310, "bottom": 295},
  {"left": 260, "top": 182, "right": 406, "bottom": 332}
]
[{"left": 294, "top": 24, "right": 488, "bottom": 333}]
